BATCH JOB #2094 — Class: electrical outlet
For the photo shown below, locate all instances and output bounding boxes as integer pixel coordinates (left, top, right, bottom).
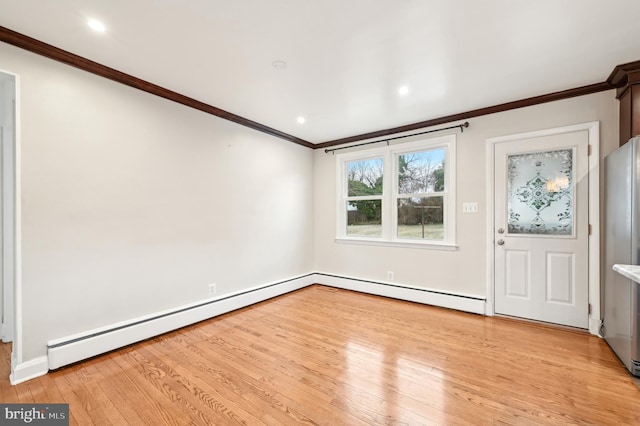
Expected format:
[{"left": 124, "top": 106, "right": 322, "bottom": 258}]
[
  {"left": 387, "top": 271, "right": 394, "bottom": 281},
  {"left": 208, "top": 283, "right": 217, "bottom": 295}
]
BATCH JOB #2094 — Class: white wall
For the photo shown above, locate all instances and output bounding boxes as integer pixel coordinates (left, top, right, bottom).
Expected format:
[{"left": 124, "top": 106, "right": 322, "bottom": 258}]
[
  {"left": 0, "top": 42, "right": 315, "bottom": 362},
  {"left": 314, "top": 90, "right": 619, "bottom": 297}
]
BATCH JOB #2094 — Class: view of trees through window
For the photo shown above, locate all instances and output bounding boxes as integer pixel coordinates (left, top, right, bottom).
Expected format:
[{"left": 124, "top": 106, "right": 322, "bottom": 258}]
[
  {"left": 346, "top": 158, "right": 383, "bottom": 237},
  {"left": 396, "top": 149, "right": 445, "bottom": 239},
  {"left": 345, "top": 148, "right": 446, "bottom": 240}
]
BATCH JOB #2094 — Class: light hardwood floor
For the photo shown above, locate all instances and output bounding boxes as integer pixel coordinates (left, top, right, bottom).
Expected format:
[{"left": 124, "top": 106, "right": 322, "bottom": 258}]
[{"left": 2, "top": 285, "right": 640, "bottom": 425}]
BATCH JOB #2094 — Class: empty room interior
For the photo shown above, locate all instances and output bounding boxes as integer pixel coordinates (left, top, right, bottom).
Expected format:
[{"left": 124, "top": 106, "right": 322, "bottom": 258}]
[{"left": 2, "top": 1, "right": 640, "bottom": 424}]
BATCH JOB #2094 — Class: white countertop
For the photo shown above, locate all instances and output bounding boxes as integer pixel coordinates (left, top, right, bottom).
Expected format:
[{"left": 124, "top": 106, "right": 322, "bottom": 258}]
[{"left": 613, "top": 264, "right": 640, "bottom": 283}]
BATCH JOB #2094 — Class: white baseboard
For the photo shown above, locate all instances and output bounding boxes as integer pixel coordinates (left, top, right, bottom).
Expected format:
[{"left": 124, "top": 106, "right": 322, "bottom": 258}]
[
  {"left": 10, "top": 355, "right": 48, "bottom": 385},
  {"left": 590, "top": 317, "right": 602, "bottom": 337},
  {"left": 313, "top": 273, "right": 486, "bottom": 315},
  {"left": 47, "top": 274, "right": 315, "bottom": 370}
]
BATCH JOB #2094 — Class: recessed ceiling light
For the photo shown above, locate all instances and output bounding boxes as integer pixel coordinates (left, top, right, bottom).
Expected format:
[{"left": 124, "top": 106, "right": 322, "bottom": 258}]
[
  {"left": 297, "top": 116, "right": 306, "bottom": 124},
  {"left": 272, "top": 60, "right": 287, "bottom": 70},
  {"left": 398, "top": 85, "right": 410, "bottom": 95},
  {"left": 87, "top": 19, "right": 106, "bottom": 33}
]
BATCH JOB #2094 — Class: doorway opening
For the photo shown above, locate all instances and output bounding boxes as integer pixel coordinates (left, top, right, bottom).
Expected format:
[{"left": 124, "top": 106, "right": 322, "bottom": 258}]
[{"left": 0, "top": 70, "right": 18, "bottom": 379}]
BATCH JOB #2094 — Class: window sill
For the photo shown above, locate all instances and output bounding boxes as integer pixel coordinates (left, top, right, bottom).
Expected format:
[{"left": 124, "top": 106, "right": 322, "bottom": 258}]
[{"left": 335, "top": 237, "right": 458, "bottom": 251}]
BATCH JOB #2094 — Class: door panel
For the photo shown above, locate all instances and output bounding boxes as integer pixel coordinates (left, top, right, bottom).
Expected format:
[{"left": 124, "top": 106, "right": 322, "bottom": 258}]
[
  {"left": 505, "top": 250, "right": 529, "bottom": 298},
  {"left": 546, "top": 252, "right": 573, "bottom": 304},
  {"left": 494, "top": 130, "right": 589, "bottom": 328}
]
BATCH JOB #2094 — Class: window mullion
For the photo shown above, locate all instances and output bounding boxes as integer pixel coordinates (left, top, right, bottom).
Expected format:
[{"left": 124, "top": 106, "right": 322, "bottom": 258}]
[{"left": 385, "top": 150, "right": 394, "bottom": 241}]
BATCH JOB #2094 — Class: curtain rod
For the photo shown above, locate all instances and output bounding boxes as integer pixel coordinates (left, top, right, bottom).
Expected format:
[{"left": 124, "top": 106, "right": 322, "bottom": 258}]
[{"left": 324, "top": 121, "right": 469, "bottom": 154}]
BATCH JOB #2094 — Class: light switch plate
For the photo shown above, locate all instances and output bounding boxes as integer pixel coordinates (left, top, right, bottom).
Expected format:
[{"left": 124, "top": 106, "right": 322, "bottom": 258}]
[{"left": 463, "top": 202, "right": 478, "bottom": 213}]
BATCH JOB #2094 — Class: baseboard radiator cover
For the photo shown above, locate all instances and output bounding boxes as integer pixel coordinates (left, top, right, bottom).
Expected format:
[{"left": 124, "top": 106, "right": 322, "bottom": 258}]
[
  {"left": 47, "top": 274, "right": 316, "bottom": 370},
  {"left": 313, "top": 273, "right": 486, "bottom": 315},
  {"left": 45, "top": 272, "right": 484, "bottom": 374}
]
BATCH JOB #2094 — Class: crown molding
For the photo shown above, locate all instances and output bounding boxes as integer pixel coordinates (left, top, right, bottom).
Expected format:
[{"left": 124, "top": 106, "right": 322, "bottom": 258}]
[
  {"left": 606, "top": 60, "right": 640, "bottom": 99},
  {"left": 315, "top": 82, "right": 612, "bottom": 149},
  {"left": 607, "top": 59, "right": 640, "bottom": 87},
  {"left": 0, "top": 25, "right": 314, "bottom": 148},
  {"left": 0, "top": 25, "right": 631, "bottom": 150}
]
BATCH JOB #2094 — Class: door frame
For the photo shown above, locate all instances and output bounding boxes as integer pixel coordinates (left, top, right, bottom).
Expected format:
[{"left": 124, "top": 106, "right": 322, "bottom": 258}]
[
  {"left": 0, "top": 69, "right": 22, "bottom": 377},
  {"left": 485, "top": 122, "right": 600, "bottom": 335}
]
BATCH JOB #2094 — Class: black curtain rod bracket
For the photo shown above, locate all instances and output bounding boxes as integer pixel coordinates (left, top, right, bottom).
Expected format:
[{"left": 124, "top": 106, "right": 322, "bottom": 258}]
[{"left": 325, "top": 121, "right": 469, "bottom": 154}]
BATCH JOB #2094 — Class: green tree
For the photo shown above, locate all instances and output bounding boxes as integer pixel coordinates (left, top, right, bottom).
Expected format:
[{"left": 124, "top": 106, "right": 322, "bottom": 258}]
[
  {"left": 348, "top": 177, "right": 382, "bottom": 196},
  {"left": 349, "top": 200, "right": 381, "bottom": 223},
  {"left": 433, "top": 167, "right": 444, "bottom": 192}
]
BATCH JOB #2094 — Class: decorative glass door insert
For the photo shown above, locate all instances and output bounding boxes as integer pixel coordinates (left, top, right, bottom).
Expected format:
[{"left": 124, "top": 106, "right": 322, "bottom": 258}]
[{"left": 507, "top": 148, "right": 574, "bottom": 235}]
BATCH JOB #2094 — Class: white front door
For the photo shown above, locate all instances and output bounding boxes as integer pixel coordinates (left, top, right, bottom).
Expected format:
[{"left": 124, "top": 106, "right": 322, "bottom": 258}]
[{"left": 494, "top": 130, "right": 589, "bottom": 328}]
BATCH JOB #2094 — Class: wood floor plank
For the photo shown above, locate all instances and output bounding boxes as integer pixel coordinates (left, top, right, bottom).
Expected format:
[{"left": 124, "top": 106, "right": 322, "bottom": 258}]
[
  {"left": 95, "top": 351, "right": 171, "bottom": 425},
  {"left": 184, "top": 323, "right": 365, "bottom": 425},
  {"left": 107, "top": 346, "right": 201, "bottom": 425},
  {"left": 137, "top": 341, "right": 262, "bottom": 425},
  {"left": 2, "top": 285, "right": 640, "bottom": 425},
  {"left": 149, "top": 334, "right": 319, "bottom": 425},
  {"left": 176, "top": 329, "right": 362, "bottom": 425}
]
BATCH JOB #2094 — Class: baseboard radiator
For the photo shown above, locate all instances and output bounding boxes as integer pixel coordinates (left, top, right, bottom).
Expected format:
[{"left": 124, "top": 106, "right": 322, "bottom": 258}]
[
  {"left": 47, "top": 273, "right": 485, "bottom": 371},
  {"left": 47, "top": 274, "right": 315, "bottom": 370},
  {"left": 315, "top": 273, "right": 486, "bottom": 315}
]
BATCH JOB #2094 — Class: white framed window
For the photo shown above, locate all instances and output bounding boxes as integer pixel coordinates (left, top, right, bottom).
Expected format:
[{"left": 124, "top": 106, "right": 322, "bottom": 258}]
[{"left": 336, "top": 134, "right": 456, "bottom": 249}]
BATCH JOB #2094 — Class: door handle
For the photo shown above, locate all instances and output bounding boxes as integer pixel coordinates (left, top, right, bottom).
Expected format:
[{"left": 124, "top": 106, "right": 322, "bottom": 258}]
[{"left": 497, "top": 239, "right": 505, "bottom": 245}]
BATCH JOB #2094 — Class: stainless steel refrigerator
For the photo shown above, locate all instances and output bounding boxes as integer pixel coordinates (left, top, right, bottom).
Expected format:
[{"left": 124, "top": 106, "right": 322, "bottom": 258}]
[{"left": 604, "top": 136, "right": 640, "bottom": 376}]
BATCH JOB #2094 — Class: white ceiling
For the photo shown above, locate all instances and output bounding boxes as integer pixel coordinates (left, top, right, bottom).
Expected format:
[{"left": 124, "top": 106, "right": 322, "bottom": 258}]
[{"left": 2, "top": 0, "right": 640, "bottom": 144}]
